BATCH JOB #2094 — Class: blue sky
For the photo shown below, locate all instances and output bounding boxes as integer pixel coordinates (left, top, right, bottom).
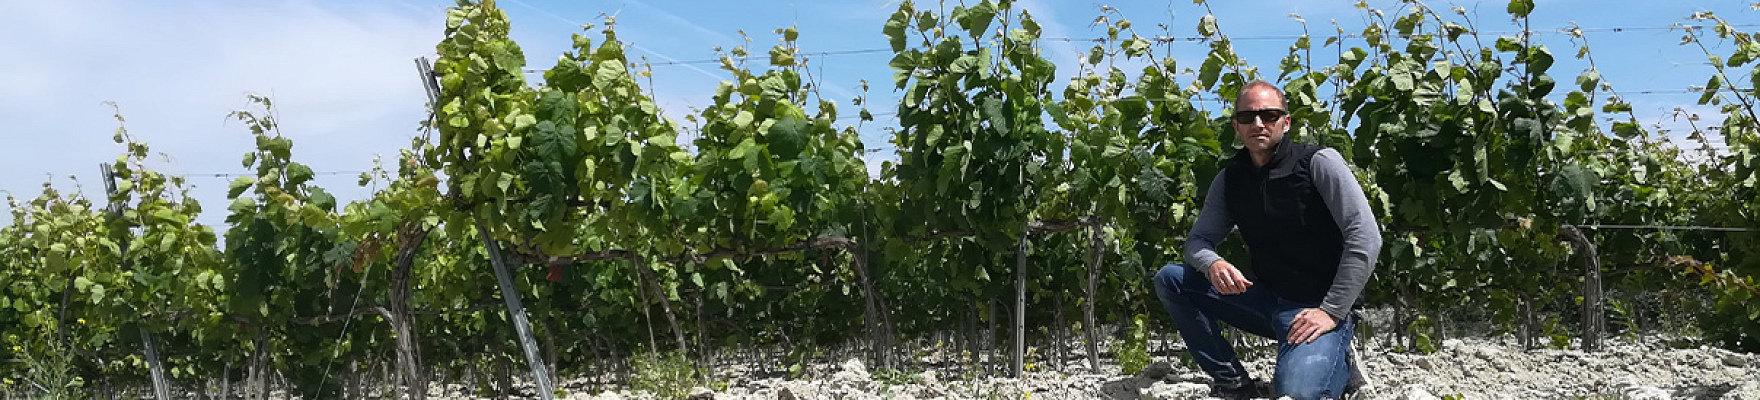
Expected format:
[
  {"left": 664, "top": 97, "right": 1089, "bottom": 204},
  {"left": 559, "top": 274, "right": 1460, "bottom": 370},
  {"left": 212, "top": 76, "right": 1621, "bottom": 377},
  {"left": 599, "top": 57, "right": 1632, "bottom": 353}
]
[{"left": 1, "top": 0, "right": 1754, "bottom": 228}]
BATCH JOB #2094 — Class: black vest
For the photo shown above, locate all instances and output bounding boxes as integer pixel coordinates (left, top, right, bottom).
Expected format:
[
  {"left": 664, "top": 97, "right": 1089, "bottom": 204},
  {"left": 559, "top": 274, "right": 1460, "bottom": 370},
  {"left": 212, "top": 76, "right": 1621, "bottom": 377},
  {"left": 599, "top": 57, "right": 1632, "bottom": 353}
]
[{"left": 1222, "top": 137, "right": 1344, "bottom": 304}]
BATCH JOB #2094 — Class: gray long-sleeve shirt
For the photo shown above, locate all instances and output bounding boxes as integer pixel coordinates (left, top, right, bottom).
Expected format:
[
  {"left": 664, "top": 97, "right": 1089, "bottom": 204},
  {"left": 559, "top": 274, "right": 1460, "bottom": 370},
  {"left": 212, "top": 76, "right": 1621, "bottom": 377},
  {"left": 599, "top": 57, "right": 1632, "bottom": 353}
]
[{"left": 1183, "top": 149, "right": 1382, "bottom": 320}]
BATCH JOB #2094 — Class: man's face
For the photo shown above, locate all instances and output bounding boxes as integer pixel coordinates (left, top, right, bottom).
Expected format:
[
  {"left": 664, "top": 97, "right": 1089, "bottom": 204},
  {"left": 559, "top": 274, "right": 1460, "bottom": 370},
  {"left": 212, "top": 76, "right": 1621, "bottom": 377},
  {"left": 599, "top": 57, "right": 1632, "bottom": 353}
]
[{"left": 1232, "top": 88, "right": 1288, "bottom": 154}]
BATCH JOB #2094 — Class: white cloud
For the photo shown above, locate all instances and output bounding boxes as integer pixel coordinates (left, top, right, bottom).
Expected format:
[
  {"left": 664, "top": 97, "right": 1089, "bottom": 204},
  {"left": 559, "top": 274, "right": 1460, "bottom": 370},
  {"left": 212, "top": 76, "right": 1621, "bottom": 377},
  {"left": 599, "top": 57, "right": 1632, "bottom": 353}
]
[
  {"left": 1012, "top": 0, "right": 1085, "bottom": 77},
  {"left": 1635, "top": 101, "right": 1730, "bottom": 150},
  {"left": 0, "top": 0, "right": 442, "bottom": 227}
]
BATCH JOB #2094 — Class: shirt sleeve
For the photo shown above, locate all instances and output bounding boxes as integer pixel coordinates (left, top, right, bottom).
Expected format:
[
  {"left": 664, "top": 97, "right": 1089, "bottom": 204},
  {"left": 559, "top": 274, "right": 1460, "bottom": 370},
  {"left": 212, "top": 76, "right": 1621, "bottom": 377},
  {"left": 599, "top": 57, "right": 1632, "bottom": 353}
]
[
  {"left": 1183, "top": 171, "right": 1234, "bottom": 274},
  {"left": 1310, "top": 149, "right": 1382, "bottom": 321}
]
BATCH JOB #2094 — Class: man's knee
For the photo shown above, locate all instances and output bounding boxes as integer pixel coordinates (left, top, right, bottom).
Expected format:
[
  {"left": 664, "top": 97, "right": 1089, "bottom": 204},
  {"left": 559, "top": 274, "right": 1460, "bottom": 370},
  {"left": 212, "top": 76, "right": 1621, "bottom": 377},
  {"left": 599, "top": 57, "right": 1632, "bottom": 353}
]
[
  {"left": 1274, "top": 384, "right": 1334, "bottom": 400},
  {"left": 1274, "top": 350, "right": 1347, "bottom": 399},
  {"left": 1153, "top": 263, "right": 1192, "bottom": 294},
  {"left": 1275, "top": 368, "right": 1341, "bottom": 400}
]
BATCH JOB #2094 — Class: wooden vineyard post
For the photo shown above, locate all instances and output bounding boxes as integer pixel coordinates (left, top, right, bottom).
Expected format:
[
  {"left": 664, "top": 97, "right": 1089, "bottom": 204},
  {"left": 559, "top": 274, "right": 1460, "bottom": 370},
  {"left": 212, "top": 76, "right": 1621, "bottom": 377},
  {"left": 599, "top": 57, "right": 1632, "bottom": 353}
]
[
  {"left": 1520, "top": 297, "right": 1536, "bottom": 350},
  {"left": 1083, "top": 223, "right": 1104, "bottom": 371},
  {"left": 220, "top": 361, "right": 231, "bottom": 400},
  {"left": 1013, "top": 223, "right": 1028, "bottom": 378},
  {"left": 987, "top": 298, "right": 998, "bottom": 375},
  {"left": 250, "top": 333, "right": 269, "bottom": 400},
  {"left": 1560, "top": 225, "right": 1604, "bottom": 352},
  {"left": 848, "top": 241, "right": 894, "bottom": 369},
  {"left": 101, "top": 164, "right": 171, "bottom": 400},
  {"left": 476, "top": 221, "right": 556, "bottom": 399},
  {"left": 632, "top": 255, "right": 689, "bottom": 354},
  {"left": 1052, "top": 295, "right": 1066, "bottom": 370}
]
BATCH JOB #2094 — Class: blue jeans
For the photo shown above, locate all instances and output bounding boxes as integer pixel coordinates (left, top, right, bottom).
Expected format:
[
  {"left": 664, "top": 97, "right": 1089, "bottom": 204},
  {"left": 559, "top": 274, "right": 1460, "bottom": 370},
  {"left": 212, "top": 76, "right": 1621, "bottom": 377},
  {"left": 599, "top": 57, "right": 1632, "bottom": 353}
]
[{"left": 1153, "top": 264, "right": 1353, "bottom": 400}]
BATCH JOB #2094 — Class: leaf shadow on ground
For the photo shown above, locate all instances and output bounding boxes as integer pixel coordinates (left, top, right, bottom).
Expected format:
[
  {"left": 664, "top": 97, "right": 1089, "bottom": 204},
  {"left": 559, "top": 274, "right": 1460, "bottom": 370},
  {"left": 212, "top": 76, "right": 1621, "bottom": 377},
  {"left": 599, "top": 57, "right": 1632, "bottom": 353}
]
[
  {"left": 1660, "top": 383, "right": 1738, "bottom": 399},
  {"left": 1099, "top": 376, "right": 1157, "bottom": 400}
]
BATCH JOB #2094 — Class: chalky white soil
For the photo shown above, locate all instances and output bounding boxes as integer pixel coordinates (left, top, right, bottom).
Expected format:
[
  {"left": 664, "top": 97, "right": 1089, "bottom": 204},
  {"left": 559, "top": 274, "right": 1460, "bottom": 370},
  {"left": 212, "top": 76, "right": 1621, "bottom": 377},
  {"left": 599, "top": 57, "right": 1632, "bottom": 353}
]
[{"left": 433, "top": 335, "right": 1759, "bottom": 400}]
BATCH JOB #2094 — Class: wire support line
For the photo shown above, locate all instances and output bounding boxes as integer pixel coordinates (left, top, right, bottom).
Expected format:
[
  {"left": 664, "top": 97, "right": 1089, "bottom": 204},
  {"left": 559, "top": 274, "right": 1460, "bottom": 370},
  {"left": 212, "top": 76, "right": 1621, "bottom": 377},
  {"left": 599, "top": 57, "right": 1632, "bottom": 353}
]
[
  {"left": 1571, "top": 224, "right": 1754, "bottom": 232},
  {"left": 1612, "top": 88, "right": 1756, "bottom": 95},
  {"left": 182, "top": 171, "right": 369, "bottom": 178},
  {"left": 835, "top": 110, "right": 898, "bottom": 121},
  {"left": 520, "top": 48, "right": 896, "bottom": 73},
  {"left": 1041, "top": 23, "right": 1760, "bottom": 43}
]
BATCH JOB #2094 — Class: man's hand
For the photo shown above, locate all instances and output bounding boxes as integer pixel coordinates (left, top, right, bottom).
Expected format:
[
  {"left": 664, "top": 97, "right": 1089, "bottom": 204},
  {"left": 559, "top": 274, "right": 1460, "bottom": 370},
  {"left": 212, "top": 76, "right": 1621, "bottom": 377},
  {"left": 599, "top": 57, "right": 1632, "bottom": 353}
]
[
  {"left": 1206, "top": 260, "right": 1253, "bottom": 295},
  {"left": 1287, "top": 308, "right": 1338, "bottom": 344}
]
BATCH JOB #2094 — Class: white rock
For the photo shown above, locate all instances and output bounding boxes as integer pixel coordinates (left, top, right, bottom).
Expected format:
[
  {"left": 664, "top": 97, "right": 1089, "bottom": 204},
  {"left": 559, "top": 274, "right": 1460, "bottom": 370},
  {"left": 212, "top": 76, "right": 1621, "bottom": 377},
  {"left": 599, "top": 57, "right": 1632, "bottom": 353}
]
[
  {"left": 1615, "top": 381, "right": 1669, "bottom": 400},
  {"left": 1722, "top": 381, "right": 1760, "bottom": 400},
  {"left": 686, "top": 386, "right": 715, "bottom": 400},
  {"left": 1397, "top": 384, "right": 1441, "bottom": 400},
  {"left": 1415, "top": 356, "right": 1438, "bottom": 371},
  {"left": 1175, "top": 372, "right": 1209, "bottom": 383},
  {"left": 1493, "top": 358, "right": 1513, "bottom": 372},
  {"left": 917, "top": 370, "right": 937, "bottom": 384},
  {"left": 1473, "top": 346, "right": 1500, "bottom": 361},
  {"left": 1140, "top": 382, "right": 1208, "bottom": 399},
  {"left": 913, "top": 384, "right": 947, "bottom": 398},
  {"left": 1722, "top": 354, "right": 1748, "bottom": 367},
  {"left": 834, "top": 358, "right": 871, "bottom": 382},
  {"left": 563, "top": 391, "right": 607, "bottom": 400}
]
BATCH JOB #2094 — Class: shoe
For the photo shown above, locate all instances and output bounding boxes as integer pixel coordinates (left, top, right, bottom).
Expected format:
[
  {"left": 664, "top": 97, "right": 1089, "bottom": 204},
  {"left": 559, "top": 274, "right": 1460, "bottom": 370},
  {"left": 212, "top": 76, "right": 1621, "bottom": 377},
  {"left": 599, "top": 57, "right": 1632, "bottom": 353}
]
[
  {"left": 1344, "top": 311, "right": 1370, "bottom": 396},
  {"left": 1210, "top": 378, "right": 1268, "bottom": 400}
]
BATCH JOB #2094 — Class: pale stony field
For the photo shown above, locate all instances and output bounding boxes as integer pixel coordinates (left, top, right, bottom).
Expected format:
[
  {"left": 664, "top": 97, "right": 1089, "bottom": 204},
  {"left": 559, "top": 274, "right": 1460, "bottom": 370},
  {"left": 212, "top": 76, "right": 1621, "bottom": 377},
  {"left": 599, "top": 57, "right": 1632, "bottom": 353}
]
[{"left": 413, "top": 334, "right": 1759, "bottom": 400}]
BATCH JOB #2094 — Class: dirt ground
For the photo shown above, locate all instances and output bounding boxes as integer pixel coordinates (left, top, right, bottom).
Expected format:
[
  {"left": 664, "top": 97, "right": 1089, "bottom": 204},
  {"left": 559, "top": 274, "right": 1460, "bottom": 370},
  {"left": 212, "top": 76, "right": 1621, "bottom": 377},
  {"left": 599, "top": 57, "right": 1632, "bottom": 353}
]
[{"left": 424, "top": 333, "right": 1759, "bottom": 400}]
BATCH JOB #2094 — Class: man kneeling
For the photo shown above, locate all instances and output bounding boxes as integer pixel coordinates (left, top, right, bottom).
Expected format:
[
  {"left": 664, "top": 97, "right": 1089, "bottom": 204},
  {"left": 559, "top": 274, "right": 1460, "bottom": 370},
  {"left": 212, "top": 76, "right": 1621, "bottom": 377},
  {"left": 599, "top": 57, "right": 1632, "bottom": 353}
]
[{"left": 1154, "top": 81, "right": 1380, "bottom": 400}]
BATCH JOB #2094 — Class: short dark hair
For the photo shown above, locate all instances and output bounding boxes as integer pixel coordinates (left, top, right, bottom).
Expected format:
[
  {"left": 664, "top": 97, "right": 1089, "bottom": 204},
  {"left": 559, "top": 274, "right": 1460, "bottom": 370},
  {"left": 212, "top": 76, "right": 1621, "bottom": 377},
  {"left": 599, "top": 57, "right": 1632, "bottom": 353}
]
[{"left": 1235, "top": 80, "right": 1287, "bottom": 110}]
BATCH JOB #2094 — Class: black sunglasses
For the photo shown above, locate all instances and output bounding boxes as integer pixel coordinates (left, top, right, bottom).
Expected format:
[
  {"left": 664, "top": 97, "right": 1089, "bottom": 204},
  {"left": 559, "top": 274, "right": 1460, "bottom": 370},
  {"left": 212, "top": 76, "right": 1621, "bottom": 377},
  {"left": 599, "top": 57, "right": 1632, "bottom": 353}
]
[{"left": 1232, "top": 108, "right": 1287, "bottom": 125}]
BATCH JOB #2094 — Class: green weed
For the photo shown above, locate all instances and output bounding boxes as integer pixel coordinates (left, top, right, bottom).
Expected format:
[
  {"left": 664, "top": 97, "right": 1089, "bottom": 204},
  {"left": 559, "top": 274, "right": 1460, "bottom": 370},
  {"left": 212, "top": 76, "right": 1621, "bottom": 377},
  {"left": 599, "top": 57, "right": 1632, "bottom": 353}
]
[
  {"left": 628, "top": 350, "right": 712, "bottom": 400},
  {"left": 1117, "top": 314, "right": 1151, "bottom": 375}
]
